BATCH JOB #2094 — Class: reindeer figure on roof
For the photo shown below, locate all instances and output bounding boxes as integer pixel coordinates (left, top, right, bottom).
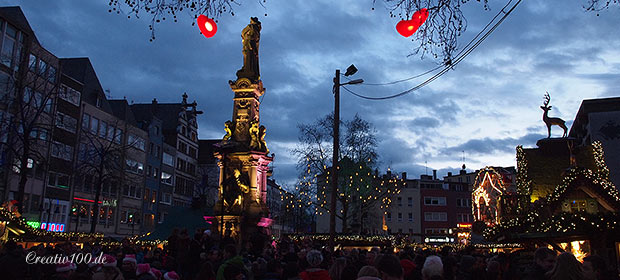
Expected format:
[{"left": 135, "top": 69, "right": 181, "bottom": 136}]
[{"left": 540, "top": 92, "right": 567, "bottom": 138}]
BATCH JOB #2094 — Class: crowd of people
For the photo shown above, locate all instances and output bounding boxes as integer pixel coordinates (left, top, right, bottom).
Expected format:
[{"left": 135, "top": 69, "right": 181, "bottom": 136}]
[{"left": 0, "top": 228, "right": 618, "bottom": 280}]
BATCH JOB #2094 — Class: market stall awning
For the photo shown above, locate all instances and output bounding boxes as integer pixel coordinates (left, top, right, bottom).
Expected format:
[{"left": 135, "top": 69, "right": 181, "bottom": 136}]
[{"left": 141, "top": 207, "right": 212, "bottom": 241}]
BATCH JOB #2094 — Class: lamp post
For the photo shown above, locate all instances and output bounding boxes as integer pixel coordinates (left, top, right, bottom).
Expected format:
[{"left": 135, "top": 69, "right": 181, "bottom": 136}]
[{"left": 329, "top": 64, "right": 363, "bottom": 249}]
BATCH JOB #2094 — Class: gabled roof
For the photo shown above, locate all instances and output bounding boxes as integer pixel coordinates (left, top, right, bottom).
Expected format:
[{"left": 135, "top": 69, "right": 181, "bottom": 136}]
[
  {"left": 108, "top": 99, "right": 139, "bottom": 127},
  {"left": 0, "top": 6, "right": 38, "bottom": 45},
  {"left": 59, "top": 57, "right": 114, "bottom": 115},
  {"left": 130, "top": 103, "right": 184, "bottom": 131}
]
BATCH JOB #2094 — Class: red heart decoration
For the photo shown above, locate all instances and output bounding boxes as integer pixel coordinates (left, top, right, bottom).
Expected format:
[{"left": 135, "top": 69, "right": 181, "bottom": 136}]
[
  {"left": 396, "top": 8, "right": 429, "bottom": 37},
  {"left": 197, "top": 15, "right": 217, "bottom": 38}
]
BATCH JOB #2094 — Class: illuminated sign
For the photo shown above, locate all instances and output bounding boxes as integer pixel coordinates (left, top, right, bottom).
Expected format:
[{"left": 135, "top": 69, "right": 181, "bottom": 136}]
[
  {"left": 457, "top": 223, "right": 472, "bottom": 228},
  {"left": 102, "top": 199, "right": 117, "bottom": 207},
  {"left": 41, "top": 223, "right": 65, "bottom": 232},
  {"left": 26, "top": 221, "right": 41, "bottom": 229},
  {"left": 424, "top": 237, "right": 455, "bottom": 243}
]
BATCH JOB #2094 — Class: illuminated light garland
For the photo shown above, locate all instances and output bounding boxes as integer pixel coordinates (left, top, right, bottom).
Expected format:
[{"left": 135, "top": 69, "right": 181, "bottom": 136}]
[
  {"left": 485, "top": 141, "right": 620, "bottom": 239},
  {"left": 0, "top": 207, "right": 104, "bottom": 241}
]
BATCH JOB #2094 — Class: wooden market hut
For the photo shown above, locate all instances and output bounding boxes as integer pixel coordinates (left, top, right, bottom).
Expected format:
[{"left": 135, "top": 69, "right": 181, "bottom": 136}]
[{"left": 486, "top": 138, "right": 620, "bottom": 264}]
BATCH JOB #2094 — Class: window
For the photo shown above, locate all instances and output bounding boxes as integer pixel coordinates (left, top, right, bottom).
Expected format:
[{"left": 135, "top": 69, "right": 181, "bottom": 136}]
[
  {"left": 456, "top": 198, "right": 471, "bottom": 207},
  {"left": 55, "top": 112, "right": 77, "bottom": 133},
  {"left": 0, "top": 71, "right": 11, "bottom": 99},
  {"left": 408, "top": 197, "right": 413, "bottom": 207},
  {"left": 161, "top": 193, "right": 172, "bottom": 205},
  {"left": 188, "top": 147, "right": 197, "bottom": 159},
  {"left": 122, "top": 184, "right": 142, "bottom": 199},
  {"left": 125, "top": 159, "right": 144, "bottom": 174},
  {"left": 408, "top": 213, "right": 413, "bottom": 222},
  {"left": 153, "top": 168, "right": 158, "bottom": 179},
  {"left": 99, "top": 121, "right": 107, "bottom": 138},
  {"left": 48, "top": 65, "right": 57, "bottom": 83},
  {"left": 28, "top": 53, "right": 37, "bottom": 72},
  {"left": 457, "top": 213, "right": 472, "bottom": 223},
  {"left": 424, "top": 197, "right": 446, "bottom": 206},
  {"left": 163, "top": 153, "right": 175, "bottom": 166},
  {"left": 128, "top": 134, "right": 145, "bottom": 151},
  {"left": 397, "top": 197, "right": 402, "bottom": 207},
  {"left": 177, "top": 158, "right": 186, "bottom": 172},
  {"left": 570, "top": 200, "right": 587, "bottom": 212},
  {"left": 114, "top": 128, "right": 122, "bottom": 144},
  {"left": 90, "top": 117, "right": 99, "bottom": 134},
  {"left": 1, "top": 23, "right": 17, "bottom": 68},
  {"left": 387, "top": 212, "right": 391, "bottom": 222},
  {"left": 424, "top": 212, "right": 447, "bottom": 221},
  {"left": 48, "top": 172, "right": 70, "bottom": 189},
  {"left": 147, "top": 165, "right": 153, "bottom": 177},
  {"left": 158, "top": 211, "right": 167, "bottom": 223},
  {"left": 106, "top": 125, "right": 115, "bottom": 141},
  {"left": 161, "top": 171, "right": 173, "bottom": 185},
  {"left": 178, "top": 141, "right": 187, "bottom": 154},
  {"left": 38, "top": 59, "right": 47, "bottom": 76},
  {"left": 397, "top": 213, "right": 402, "bottom": 222},
  {"left": 51, "top": 141, "right": 74, "bottom": 161},
  {"left": 59, "top": 85, "right": 80, "bottom": 106},
  {"left": 82, "top": 114, "right": 90, "bottom": 130}
]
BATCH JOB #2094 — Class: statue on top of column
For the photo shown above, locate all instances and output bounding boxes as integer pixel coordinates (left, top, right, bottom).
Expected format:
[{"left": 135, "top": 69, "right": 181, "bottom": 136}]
[{"left": 236, "top": 17, "right": 261, "bottom": 82}]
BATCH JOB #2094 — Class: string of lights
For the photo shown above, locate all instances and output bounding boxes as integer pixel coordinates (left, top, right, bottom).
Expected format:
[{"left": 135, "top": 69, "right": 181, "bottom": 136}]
[{"left": 342, "top": 0, "right": 523, "bottom": 100}]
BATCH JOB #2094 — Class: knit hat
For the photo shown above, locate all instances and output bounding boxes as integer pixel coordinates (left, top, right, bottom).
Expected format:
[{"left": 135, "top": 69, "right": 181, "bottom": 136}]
[
  {"left": 123, "top": 254, "right": 137, "bottom": 264},
  {"left": 164, "top": 271, "right": 180, "bottom": 280},
  {"left": 103, "top": 254, "right": 118, "bottom": 267},
  {"left": 136, "top": 263, "right": 152, "bottom": 276},
  {"left": 56, "top": 261, "right": 77, "bottom": 273},
  {"left": 151, "top": 268, "right": 162, "bottom": 279}
]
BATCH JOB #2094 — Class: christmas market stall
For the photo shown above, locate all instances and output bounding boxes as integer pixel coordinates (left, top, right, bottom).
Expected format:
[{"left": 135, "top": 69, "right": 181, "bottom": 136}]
[
  {"left": 483, "top": 139, "right": 620, "bottom": 266},
  {"left": 0, "top": 206, "right": 103, "bottom": 248}
]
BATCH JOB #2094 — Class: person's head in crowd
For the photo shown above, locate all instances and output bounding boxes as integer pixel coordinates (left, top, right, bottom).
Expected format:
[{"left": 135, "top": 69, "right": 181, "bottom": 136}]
[
  {"left": 376, "top": 254, "right": 404, "bottom": 280},
  {"left": 458, "top": 255, "right": 475, "bottom": 273},
  {"left": 224, "top": 264, "right": 246, "bottom": 280},
  {"left": 136, "top": 263, "right": 155, "bottom": 279},
  {"left": 421, "top": 255, "right": 443, "bottom": 280},
  {"left": 329, "top": 257, "right": 348, "bottom": 280},
  {"left": 545, "top": 252, "right": 583, "bottom": 280},
  {"left": 196, "top": 261, "right": 216, "bottom": 280},
  {"left": 122, "top": 254, "right": 138, "bottom": 272},
  {"left": 534, "top": 247, "right": 557, "bottom": 272},
  {"left": 283, "top": 261, "right": 301, "bottom": 280},
  {"left": 365, "top": 251, "right": 377, "bottom": 266},
  {"left": 224, "top": 244, "right": 237, "bottom": 260},
  {"left": 357, "top": 265, "right": 380, "bottom": 279},
  {"left": 486, "top": 260, "right": 501, "bottom": 280},
  {"left": 164, "top": 271, "right": 180, "bottom": 280},
  {"left": 305, "top": 250, "right": 324, "bottom": 268},
  {"left": 583, "top": 255, "right": 607, "bottom": 280},
  {"left": 55, "top": 261, "right": 77, "bottom": 278}
]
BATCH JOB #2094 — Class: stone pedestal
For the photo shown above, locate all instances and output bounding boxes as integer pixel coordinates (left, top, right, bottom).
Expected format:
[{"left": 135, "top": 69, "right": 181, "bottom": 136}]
[{"left": 214, "top": 77, "right": 272, "bottom": 244}]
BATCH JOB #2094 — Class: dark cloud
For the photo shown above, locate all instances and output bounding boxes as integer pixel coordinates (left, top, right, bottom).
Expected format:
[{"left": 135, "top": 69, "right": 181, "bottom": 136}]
[{"left": 5, "top": 0, "right": 619, "bottom": 185}]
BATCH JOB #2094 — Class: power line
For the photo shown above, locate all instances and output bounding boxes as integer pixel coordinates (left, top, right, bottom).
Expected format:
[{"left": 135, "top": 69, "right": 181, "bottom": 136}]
[{"left": 344, "top": 0, "right": 522, "bottom": 101}]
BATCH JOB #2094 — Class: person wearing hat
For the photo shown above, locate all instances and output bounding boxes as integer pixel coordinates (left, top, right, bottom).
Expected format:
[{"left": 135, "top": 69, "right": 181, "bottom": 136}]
[
  {"left": 137, "top": 263, "right": 157, "bottom": 280},
  {"left": 164, "top": 271, "right": 180, "bottom": 280},
  {"left": 122, "top": 254, "right": 138, "bottom": 280},
  {"left": 53, "top": 261, "right": 77, "bottom": 279},
  {"left": 93, "top": 254, "right": 125, "bottom": 280}
]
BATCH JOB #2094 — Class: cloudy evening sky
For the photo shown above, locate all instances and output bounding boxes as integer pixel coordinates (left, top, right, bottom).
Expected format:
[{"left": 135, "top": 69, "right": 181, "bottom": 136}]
[{"left": 3, "top": 0, "right": 620, "bottom": 187}]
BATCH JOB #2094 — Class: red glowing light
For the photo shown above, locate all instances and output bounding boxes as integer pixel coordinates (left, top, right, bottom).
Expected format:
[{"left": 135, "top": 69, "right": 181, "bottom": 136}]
[
  {"left": 197, "top": 15, "right": 217, "bottom": 38},
  {"left": 396, "top": 8, "right": 429, "bottom": 37}
]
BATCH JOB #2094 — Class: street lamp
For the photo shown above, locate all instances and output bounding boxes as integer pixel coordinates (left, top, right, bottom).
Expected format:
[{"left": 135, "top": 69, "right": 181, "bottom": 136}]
[{"left": 329, "top": 64, "right": 363, "bottom": 249}]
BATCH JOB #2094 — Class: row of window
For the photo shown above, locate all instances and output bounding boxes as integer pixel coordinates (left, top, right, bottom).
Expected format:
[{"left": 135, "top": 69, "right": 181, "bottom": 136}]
[
  {"left": 394, "top": 196, "right": 473, "bottom": 207},
  {"left": 1, "top": 19, "right": 24, "bottom": 71},
  {"left": 177, "top": 139, "right": 198, "bottom": 159},
  {"left": 386, "top": 212, "right": 414, "bottom": 222},
  {"left": 59, "top": 84, "right": 81, "bottom": 106},
  {"left": 82, "top": 113, "right": 123, "bottom": 144}
]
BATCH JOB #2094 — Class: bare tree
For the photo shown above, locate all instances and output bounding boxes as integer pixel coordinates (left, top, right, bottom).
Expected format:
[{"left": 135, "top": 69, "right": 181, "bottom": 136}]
[
  {"left": 108, "top": 0, "right": 619, "bottom": 61},
  {"left": 74, "top": 120, "right": 141, "bottom": 233},
  {"left": 0, "top": 66, "right": 57, "bottom": 214},
  {"left": 292, "top": 113, "right": 399, "bottom": 233}
]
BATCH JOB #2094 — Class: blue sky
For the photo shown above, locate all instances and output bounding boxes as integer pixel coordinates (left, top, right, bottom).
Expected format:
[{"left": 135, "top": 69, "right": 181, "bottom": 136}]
[{"left": 4, "top": 0, "right": 620, "bottom": 187}]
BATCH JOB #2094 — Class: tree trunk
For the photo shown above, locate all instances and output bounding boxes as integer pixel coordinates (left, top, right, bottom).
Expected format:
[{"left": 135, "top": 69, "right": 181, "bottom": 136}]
[
  {"left": 341, "top": 199, "right": 349, "bottom": 233},
  {"left": 90, "top": 169, "right": 103, "bottom": 233},
  {"left": 16, "top": 142, "right": 30, "bottom": 214}
]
